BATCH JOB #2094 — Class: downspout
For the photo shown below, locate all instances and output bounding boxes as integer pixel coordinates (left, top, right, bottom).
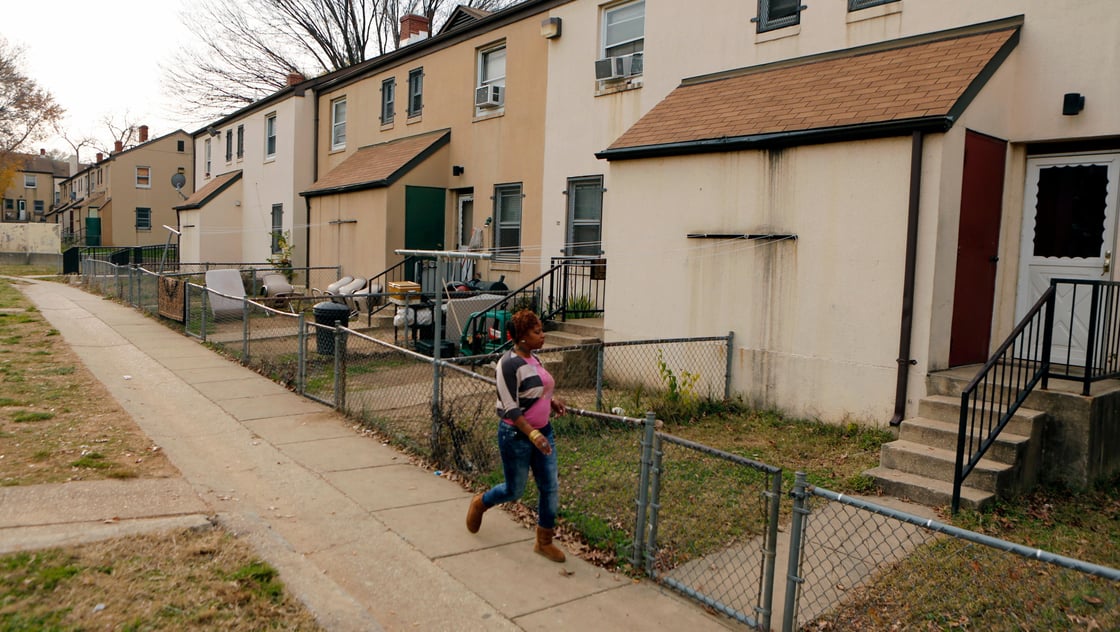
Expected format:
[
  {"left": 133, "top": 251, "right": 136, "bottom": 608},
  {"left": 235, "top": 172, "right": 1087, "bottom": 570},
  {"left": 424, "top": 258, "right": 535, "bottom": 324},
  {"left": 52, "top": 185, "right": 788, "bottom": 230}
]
[
  {"left": 891, "top": 131, "right": 924, "bottom": 426},
  {"left": 306, "top": 92, "right": 320, "bottom": 271}
]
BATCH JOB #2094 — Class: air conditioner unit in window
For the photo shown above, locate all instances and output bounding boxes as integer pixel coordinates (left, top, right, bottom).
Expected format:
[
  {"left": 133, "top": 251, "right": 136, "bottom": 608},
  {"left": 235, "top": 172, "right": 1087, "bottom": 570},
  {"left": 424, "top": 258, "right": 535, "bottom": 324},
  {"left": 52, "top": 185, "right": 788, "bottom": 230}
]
[
  {"left": 595, "top": 52, "right": 643, "bottom": 81},
  {"left": 475, "top": 84, "right": 504, "bottom": 108}
]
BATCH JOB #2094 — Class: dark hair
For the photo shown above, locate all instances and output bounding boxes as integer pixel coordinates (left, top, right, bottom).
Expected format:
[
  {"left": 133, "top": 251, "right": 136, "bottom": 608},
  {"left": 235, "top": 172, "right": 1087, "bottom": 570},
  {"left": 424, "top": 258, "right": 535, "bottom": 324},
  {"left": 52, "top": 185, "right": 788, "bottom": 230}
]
[{"left": 510, "top": 309, "right": 540, "bottom": 342}]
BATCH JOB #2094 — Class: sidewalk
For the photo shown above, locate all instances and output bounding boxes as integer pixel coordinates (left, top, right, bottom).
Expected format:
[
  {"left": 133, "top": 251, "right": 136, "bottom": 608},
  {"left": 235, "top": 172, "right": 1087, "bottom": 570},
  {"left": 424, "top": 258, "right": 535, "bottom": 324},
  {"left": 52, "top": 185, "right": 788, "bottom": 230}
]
[{"left": 3, "top": 279, "right": 734, "bottom": 631}]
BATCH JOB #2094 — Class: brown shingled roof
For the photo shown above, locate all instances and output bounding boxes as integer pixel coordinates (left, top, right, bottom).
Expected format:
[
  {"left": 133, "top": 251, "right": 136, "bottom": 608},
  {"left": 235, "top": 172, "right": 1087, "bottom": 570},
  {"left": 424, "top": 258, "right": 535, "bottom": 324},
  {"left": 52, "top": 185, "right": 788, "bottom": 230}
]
[
  {"left": 602, "top": 20, "right": 1020, "bottom": 158},
  {"left": 174, "top": 171, "right": 242, "bottom": 210},
  {"left": 302, "top": 129, "right": 450, "bottom": 197}
]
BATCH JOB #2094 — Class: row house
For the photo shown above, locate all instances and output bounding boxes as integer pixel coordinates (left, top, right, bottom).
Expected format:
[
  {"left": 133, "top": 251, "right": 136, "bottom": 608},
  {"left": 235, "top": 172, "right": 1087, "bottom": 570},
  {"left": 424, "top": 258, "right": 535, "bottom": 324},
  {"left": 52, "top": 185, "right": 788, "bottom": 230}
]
[
  {"left": 2, "top": 150, "right": 69, "bottom": 223},
  {"left": 54, "top": 126, "right": 193, "bottom": 247},
  {"left": 180, "top": 0, "right": 1120, "bottom": 432}
]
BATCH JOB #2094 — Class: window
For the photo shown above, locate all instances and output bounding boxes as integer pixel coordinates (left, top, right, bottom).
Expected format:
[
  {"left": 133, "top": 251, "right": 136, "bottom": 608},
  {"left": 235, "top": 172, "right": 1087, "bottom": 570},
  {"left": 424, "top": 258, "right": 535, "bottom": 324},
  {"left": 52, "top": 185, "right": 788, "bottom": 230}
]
[
  {"left": 755, "top": 0, "right": 802, "bottom": 32},
  {"left": 135, "top": 207, "right": 151, "bottom": 231},
  {"left": 225, "top": 129, "right": 233, "bottom": 161},
  {"left": 265, "top": 113, "right": 277, "bottom": 158},
  {"left": 566, "top": 176, "right": 605, "bottom": 256},
  {"left": 330, "top": 97, "right": 347, "bottom": 150},
  {"left": 136, "top": 166, "right": 151, "bottom": 188},
  {"left": 602, "top": 1, "right": 644, "bottom": 58},
  {"left": 271, "top": 204, "right": 284, "bottom": 253},
  {"left": 24, "top": 174, "right": 36, "bottom": 188},
  {"left": 407, "top": 68, "right": 423, "bottom": 117},
  {"left": 177, "top": 140, "right": 185, "bottom": 152},
  {"left": 380, "top": 78, "right": 395, "bottom": 124},
  {"left": 849, "top": 0, "right": 898, "bottom": 9},
  {"left": 476, "top": 44, "right": 506, "bottom": 112},
  {"left": 204, "top": 138, "right": 212, "bottom": 176},
  {"left": 236, "top": 125, "right": 244, "bottom": 158},
  {"left": 493, "top": 183, "right": 523, "bottom": 263}
]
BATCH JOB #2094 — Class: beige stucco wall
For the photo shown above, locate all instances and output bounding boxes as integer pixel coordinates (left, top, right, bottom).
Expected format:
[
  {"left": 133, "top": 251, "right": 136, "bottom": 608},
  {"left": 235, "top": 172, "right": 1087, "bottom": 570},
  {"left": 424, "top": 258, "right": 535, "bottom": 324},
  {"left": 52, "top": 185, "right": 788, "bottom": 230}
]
[
  {"left": 311, "top": 9, "right": 552, "bottom": 286},
  {"left": 102, "top": 132, "right": 193, "bottom": 248},
  {"left": 0, "top": 222, "right": 60, "bottom": 255}
]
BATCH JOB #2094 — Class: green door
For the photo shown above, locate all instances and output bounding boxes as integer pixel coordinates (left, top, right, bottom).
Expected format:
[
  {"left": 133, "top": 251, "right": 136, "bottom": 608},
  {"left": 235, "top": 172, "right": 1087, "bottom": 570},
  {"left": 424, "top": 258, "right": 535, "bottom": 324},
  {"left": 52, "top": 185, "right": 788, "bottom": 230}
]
[
  {"left": 85, "top": 217, "right": 102, "bottom": 246},
  {"left": 404, "top": 186, "right": 445, "bottom": 281}
]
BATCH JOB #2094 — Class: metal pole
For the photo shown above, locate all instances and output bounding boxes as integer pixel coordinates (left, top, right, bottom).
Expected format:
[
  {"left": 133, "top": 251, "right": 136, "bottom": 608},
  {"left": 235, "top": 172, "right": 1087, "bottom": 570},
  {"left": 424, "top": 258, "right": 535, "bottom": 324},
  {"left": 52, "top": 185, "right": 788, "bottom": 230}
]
[
  {"left": 631, "top": 412, "right": 656, "bottom": 567},
  {"left": 297, "top": 313, "right": 306, "bottom": 395},
  {"left": 758, "top": 469, "right": 782, "bottom": 632},
  {"left": 333, "top": 322, "right": 346, "bottom": 410},
  {"left": 725, "top": 330, "right": 734, "bottom": 400},
  {"left": 645, "top": 434, "right": 663, "bottom": 576},
  {"left": 201, "top": 286, "right": 209, "bottom": 342},
  {"left": 242, "top": 296, "right": 250, "bottom": 363},
  {"left": 595, "top": 342, "right": 605, "bottom": 411},
  {"left": 782, "top": 472, "right": 810, "bottom": 632}
]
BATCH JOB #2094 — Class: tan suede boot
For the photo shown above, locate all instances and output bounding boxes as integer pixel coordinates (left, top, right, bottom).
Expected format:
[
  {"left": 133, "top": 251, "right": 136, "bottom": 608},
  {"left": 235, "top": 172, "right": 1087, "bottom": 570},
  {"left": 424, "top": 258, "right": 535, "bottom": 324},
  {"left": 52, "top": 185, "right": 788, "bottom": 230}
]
[
  {"left": 466, "top": 494, "right": 488, "bottom": 533},
  {"left": 534, "top": 526, "right": 566, "bottom": 562}
]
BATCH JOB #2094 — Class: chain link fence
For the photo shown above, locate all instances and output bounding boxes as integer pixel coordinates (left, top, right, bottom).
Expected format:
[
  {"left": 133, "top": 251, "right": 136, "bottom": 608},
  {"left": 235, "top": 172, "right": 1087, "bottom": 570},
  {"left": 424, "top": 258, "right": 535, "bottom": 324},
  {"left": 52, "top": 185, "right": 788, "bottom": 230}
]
[{"left": 784, "top": 474, "right": 1120, "bottom": 631}]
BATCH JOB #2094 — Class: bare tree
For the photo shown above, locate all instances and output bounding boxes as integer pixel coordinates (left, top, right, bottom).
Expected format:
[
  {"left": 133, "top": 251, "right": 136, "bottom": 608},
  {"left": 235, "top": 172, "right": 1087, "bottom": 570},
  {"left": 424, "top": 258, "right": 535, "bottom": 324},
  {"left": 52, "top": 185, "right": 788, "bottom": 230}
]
[
  {"left": 164, "top": 0, "right": 517, "bottom": 121},
  {"left": 0, "top": 37, "right": 63, "bottom": 194}
]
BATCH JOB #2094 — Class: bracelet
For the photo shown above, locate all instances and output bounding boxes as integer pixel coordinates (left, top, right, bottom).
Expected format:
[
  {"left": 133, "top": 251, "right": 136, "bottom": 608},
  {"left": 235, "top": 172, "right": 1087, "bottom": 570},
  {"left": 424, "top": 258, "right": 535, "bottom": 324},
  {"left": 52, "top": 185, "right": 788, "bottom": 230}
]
[{"left": 529, "top": 429, "right": 543, "bottom": 443}]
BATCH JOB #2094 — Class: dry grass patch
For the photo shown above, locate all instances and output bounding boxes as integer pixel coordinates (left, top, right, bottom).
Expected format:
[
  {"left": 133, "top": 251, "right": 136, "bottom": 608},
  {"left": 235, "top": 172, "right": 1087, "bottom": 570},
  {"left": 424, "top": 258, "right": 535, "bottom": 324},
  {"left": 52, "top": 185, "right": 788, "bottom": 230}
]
[
  {"left": 0, "top": 524, "right": 322, "bottom": 631},
  {"left": 0, "top": 274, "right": 177, "bottom": 486}
]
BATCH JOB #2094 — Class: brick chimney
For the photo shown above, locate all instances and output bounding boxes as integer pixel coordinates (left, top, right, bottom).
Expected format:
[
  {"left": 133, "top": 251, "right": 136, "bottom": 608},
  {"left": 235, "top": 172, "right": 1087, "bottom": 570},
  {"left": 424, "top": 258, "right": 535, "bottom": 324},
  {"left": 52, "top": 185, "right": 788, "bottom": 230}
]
[
  {"left": 96, "top": 152, "right": 103, "bottom": 162},
  {"left": 114, "top": 140, "right": 123, "bottom": 153},
  {"left": 286, "top": 71, "right": 305, "bottom": 86},
  {"left": 400, "top": 14, "right": 430, "bottom": 46},
  {"left": 40, "top": 148, "right": 45, "bottom": 156},
  {"left": 139, "top": 125, "right": 149, "bottom": 143}
]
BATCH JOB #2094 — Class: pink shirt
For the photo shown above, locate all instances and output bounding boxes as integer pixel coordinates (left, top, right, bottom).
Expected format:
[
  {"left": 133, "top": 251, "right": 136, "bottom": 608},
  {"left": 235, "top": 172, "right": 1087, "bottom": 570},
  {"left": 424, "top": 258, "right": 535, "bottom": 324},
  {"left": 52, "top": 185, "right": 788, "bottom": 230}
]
[{"left": 521, "top": 355, "right": 555, "bottom": 429}]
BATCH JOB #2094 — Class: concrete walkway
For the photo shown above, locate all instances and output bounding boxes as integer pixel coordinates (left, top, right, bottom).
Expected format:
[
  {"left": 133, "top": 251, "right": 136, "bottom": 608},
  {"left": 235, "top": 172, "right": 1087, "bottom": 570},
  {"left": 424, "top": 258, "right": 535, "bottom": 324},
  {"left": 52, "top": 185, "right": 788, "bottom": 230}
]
[{"left": 3, "top": 279, "right": 735, "bottom": 632}]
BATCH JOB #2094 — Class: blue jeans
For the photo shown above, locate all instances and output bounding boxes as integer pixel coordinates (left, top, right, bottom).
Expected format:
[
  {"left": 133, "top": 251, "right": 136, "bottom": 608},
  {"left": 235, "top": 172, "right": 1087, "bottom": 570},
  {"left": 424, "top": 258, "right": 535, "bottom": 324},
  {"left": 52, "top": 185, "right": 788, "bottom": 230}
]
[{"left": 482, "top": 422, "right": 558, "bottom": 529}]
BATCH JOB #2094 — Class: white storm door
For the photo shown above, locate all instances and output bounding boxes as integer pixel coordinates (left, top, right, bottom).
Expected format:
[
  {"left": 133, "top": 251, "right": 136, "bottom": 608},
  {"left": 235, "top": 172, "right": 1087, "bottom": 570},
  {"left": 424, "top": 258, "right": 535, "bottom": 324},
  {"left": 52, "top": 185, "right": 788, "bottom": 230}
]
[{"left": 1016, "top": 153, "right": 1120, "bottom": 366}]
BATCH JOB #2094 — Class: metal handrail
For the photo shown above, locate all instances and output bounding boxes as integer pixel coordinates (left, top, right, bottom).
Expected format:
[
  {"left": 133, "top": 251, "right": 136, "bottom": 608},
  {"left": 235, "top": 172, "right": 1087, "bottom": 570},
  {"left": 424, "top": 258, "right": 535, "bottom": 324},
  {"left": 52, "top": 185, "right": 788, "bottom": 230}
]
[
  {"left": 459, "top": 263, "right": 565, "bottom": 355},
  {"left": 1044, "top": 278, "right": 1120, "bottom": 395},
  {"left": 952, "top": 287, "right": 1055, "bottom": 513}
]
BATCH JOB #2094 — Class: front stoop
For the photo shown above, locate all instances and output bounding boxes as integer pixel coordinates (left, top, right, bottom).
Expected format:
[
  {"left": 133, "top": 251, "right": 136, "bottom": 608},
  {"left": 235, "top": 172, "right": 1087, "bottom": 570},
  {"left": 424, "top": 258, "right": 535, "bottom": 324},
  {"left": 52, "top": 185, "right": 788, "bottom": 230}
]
[{"left": 866, "top": 393, "right": 1046, "bottom": 512}]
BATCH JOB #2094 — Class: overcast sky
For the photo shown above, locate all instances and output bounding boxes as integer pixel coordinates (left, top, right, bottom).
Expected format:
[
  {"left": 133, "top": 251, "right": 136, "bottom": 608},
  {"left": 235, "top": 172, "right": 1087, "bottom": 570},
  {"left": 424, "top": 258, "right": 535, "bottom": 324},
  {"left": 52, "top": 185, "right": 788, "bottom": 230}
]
[{"left": 6, "top": 0, "right": 197, "bottom": 156}]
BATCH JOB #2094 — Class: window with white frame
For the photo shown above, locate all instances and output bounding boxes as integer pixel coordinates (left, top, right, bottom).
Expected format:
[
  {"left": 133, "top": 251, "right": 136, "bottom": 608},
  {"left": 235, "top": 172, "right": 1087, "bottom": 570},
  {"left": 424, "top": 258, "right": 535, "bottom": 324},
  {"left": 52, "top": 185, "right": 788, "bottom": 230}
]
[
  {"left": 135, "top": 207, "right": 151, "bottom": 231},
  {"left": 204, "top": 139, "right": 212, "bottom": 176},
  {"left": 265, "top": 113, "right": 277, "bottom": 159},
  {"left": 381, "top": 78, "right": 395, "bottom": 124},
  {"left": 23, "top": 174, "right": 36, "bottom": 188},
  {"left": 33, "top": 200, "right": 44, "bottom": 215},
  {"left": 331, "top": 97, "right": 347, "bottom": 149},
  {"left": 407, "top": 68, "right": 423, "bottom": 117},
  {"left": 271, "top": 204, "right": 283, "bottom": 253},
  {"left": 493, "top": 183, "right": 523, "bottom": 263},
  {"left": 566, "top": 176, "right": 605, "bottom": 256},
  {"left": 135, "top": 166, "right": 151, "bottom": 188},
  {"left": 476, "top": 43, "right": 506, "bottom": 113},
  {"left": 755, "top": 0, "right": 802, "bottom": 32},
  {"left": 602, "top": 1, "right": 644, "bottom": 58},
  {"left": 849, "top": 0, "right": 898, "bottom": 10},
  {"left": 236, "top": 124, "right": 244, "bottom": 158},
  {"left": 225, "top": 129, "right": 233, "bottom": 161}
]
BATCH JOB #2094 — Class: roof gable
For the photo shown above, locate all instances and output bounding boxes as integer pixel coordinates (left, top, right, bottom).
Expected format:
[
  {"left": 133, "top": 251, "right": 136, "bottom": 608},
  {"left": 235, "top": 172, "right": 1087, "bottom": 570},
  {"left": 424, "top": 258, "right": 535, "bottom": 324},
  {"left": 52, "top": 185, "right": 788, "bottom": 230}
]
[
  {"left": 174, "top": 171, "right": 243, "bottom": 210},
  {"left": 302, "top": 129, "right": 450, "bottom": 197}
]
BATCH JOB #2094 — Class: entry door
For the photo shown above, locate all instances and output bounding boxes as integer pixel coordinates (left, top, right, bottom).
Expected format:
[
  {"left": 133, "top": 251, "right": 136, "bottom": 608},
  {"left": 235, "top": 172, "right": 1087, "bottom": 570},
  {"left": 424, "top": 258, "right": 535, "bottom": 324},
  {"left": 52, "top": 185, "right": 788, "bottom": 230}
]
[
  {"left": 949, "top": 131, "right": 1007, "bottom": 366},
  {"left": 1015, "top": 153, "right": 1120, "bottom": 365},
  {"left": 456, "top": 192, "right": 475, "bottom": 250},
  {"left": 404, "top": 185, "right": 446, "bottom": 283}
]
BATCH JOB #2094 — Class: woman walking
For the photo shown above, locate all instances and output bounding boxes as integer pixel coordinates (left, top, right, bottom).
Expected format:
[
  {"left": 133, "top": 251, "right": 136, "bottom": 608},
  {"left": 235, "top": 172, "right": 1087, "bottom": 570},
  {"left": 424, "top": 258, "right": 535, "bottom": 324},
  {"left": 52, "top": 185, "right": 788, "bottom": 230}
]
[{"left": 465, "top": 309, "right": 567, "bottom": 562}]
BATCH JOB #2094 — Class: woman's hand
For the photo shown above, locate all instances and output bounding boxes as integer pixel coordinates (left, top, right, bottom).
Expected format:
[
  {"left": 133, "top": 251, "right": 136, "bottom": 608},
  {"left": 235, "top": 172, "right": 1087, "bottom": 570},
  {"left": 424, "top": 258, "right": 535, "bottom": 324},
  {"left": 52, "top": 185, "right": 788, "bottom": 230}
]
[
  {"left": 530, "top": 429, "right": 552, "bottom": 455},
  {"left": 550, "top": 398, "right": 567, "bottom": 416}
]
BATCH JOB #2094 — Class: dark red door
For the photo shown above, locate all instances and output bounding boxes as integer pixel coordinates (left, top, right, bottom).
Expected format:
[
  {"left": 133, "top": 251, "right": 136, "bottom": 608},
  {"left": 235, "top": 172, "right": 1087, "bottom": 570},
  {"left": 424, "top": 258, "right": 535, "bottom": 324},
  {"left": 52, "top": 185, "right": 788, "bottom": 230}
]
[{"left": 949, "top": 130, "right": 1007, "bottom": 366}]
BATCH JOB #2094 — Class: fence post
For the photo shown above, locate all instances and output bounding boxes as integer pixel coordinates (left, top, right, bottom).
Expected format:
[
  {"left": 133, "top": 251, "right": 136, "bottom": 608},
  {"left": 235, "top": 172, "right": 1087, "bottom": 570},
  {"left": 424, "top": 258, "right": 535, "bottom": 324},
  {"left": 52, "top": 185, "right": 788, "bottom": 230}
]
[
  {"left": 431, "top": 360, "right": 443, "bottom": 459},
  {"left": 242, "top": 297, "right": 250, "bottom": 363},
  {"left": 595, "top": 342, "right": 605, "bottom": 411},
  {"left": 201, "top": 288, "right": 209, "bottom": 342},
  {"left": 297, "top": 314, "right": 306, "bottom": 395},
  {"left": 631, "top": 411, "right": 657, "bottom": 568},
  {"left": 759, "top": 469, "right": 782, "bottom": 632},
  {"left": 645, "top": 433, "right": 663, "bottom": 576},
  {"left": 782, "top": 471, "right": 810, "bottom": 632},
  {"left": 333, "top": 324, "right": 347, "bottom": 410},
  {"left": 725, "top": 330, "right": 734, "bottom": 400}
]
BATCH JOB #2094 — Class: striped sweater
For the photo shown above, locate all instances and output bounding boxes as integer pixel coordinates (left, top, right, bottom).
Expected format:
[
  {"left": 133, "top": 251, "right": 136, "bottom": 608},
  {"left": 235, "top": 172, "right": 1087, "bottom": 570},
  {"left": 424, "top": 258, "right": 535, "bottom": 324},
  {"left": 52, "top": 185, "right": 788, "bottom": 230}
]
[{"left": 495, "top": 350, "right": 551, "bottom": 428}]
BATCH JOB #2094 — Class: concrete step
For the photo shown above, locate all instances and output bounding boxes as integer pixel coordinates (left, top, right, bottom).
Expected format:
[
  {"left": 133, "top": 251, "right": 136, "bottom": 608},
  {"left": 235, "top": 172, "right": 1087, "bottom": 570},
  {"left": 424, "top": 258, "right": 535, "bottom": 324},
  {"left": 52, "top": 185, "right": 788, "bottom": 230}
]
[
  {"left": 865, "top": 466, "right": 994, "bottom": 512},
  {"left": 543, "top": 329, "right": 599, "bottom": 348},
  {"left": 878, "top": 440, "right": 1014, "bottom": 494},
  {"left": 917, "top": 395, "right": 1043, "bottom": 438},
  {"left": 898, "top": 417, "right": 1030, "bottom": 465},
  {"left": 546, "top": 318, "right": 604, "bottom": 340}
]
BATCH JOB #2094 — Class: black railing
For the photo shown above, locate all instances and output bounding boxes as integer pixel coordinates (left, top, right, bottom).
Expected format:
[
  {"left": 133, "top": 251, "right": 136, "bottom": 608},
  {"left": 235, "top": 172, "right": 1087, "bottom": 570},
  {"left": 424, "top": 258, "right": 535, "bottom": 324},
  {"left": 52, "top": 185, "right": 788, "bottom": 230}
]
[
  {"left": 1043, "top": 278, "right": 1120, "bottom": 395},
  {"left": 459, "top": 264, "right": 563, "bottom": 356},
  {"left": 549, "top": 256, "right": 606, "bottom": 321},
  {"left": 953, "top": 286, "right": 1055, "bottom": 514}
]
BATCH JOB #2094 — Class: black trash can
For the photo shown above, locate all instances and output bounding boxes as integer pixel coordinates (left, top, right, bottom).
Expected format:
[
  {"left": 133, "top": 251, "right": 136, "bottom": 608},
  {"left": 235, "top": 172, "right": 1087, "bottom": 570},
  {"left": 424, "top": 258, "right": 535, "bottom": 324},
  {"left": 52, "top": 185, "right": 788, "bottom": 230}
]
[{"left": 313, "top": 301, "right": 350, "bottom": 355}]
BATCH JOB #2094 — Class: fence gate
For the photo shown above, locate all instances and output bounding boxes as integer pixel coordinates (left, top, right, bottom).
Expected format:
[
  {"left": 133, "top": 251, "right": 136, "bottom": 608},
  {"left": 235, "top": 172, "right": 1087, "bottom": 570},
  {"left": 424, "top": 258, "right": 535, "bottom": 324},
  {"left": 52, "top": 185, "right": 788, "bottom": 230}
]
[{"left": 641, "top": 432, "right": 782, "bottom": 630}]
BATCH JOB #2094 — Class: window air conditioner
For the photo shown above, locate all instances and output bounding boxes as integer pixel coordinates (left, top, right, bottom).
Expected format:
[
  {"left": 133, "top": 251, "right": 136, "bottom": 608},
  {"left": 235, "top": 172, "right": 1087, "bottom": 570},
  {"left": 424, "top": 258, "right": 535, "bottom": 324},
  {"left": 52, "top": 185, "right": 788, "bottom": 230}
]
[
  {"left": 475, "top": 84, "right": 504, "bottom": 108},
  {"left": 595, "top": 52, "right": 643, "bottom": 81}
]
